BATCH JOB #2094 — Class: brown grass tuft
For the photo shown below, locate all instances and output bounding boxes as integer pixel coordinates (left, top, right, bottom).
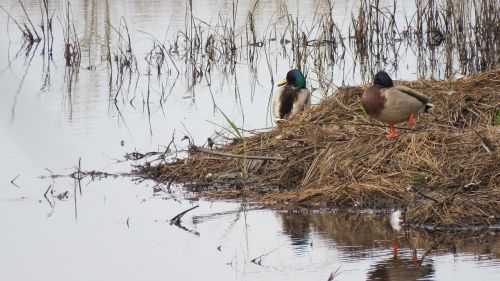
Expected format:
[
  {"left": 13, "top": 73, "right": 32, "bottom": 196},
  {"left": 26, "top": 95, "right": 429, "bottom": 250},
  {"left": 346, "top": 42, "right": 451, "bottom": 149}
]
[{"left": 136, "top": 69, "right": 500, "bottom": 228}]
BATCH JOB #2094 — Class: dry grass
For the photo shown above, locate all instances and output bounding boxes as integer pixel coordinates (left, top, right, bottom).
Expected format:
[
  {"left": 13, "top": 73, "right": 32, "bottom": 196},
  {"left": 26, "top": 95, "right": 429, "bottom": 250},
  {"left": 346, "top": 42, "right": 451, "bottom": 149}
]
[{"left": 136, "top": 69, "right": 500, "bottom": 228}]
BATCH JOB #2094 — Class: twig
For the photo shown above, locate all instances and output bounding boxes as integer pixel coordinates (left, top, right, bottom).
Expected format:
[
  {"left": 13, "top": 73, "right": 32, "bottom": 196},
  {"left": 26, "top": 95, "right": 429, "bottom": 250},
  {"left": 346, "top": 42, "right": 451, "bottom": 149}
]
[
  {"left": 0, "top": 5, "right": 27, "bottom": 37},
  {"left": 410, "top": 186, "right": 439, "bottom": 203},
  {"left": 170, "top": 205, "right": 199, "bottom": 225},
  {"left": 165, "top": 175, "right": 177, "bottom": 193},
  {"left": 349, "top": 138, "right": 397, "bottom": 164},
  {"left": 314, "top": 121, "right": 411, "bottom": 131},
  {"left": 191, "top": 146, "right": 285, "bottom": 161},
  {"left": 10, "top": 174, "right": 20, "bottom": 188},
  {"left": 250, "top": 244, "right": 285, "bottom": 266},
  {"left": 76, "top": 158, "right": 82, "bottom": 195},
  {"left": 327, "top": 265, "right": 342, "bottom": 281},
  {"left": 164, "top": 130, "right": 176, "bottom": 156},
  {"left": 18, "top": 0, "right": 40, "bottom": 40},
  {"left": 43, "top": 184, "right": 54, "bottom": 210},
  {"left": 469, "top": 127, "right": 496, "bottom": 153},
  {"left": 43, "top": 184, "right": 53, "bottom": 199},
  {"left": 418, "top": 238, "right": 445, "bottom": 266}
]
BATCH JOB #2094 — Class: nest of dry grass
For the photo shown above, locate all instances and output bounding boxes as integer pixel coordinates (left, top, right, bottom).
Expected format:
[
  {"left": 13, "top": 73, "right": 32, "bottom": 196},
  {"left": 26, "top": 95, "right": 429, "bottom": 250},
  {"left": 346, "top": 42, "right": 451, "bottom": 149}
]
[{"left": 137, "top": 69, "right": 500, "bottom": 228}]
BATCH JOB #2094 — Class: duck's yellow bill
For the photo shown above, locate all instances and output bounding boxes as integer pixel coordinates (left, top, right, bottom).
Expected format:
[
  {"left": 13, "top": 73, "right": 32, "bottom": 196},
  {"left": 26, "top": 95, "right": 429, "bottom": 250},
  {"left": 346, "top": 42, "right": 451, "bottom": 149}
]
[{"left": 277, "top": 79, "right": 287, "bottom": 87}]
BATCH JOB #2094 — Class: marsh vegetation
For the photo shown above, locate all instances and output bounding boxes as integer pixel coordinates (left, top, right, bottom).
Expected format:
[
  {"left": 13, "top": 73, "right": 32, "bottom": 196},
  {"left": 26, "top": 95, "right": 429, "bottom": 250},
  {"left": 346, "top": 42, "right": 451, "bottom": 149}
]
[
  {"left": 3, "top": 0, "right": 498, "bottom": 227},
  {"left": 1, "top": 0, "right": 499, "bottom": 280}
]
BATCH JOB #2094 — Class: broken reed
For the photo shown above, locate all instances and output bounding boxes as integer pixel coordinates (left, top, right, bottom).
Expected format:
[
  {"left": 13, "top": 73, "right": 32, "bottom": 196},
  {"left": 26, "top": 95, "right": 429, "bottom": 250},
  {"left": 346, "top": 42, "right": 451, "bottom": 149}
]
[
  {"left": 60, "top": 0, "right": 81, "bottom": 67},
  {"left": 0, "top": 0, "right": 55, "bottom": 56},
  {"left": 111, "top": 17, "right": 138, "bottom": 101}
]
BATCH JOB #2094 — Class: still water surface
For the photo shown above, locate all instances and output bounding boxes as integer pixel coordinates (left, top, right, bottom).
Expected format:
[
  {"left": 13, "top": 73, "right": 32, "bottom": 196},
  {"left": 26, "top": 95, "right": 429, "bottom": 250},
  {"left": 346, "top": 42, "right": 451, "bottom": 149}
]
[{"left": 0, "top": 0, "right": 499, "bottom": 280}]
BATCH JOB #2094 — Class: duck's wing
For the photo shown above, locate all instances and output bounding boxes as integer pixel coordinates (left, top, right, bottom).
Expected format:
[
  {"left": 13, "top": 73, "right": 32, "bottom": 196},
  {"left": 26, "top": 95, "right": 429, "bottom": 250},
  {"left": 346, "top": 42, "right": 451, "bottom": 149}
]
[
  {"left": 290, "top": 88, "right": 311, "bottom": 117},
  {"left": 392, "top": 85, "right": 430, "bottom": 104},
  {"left": 379, "top": 87, "right": 427, "bottom": 123},
  {"left": 273, "top": 87, "right": 285, "bottom": 119}
]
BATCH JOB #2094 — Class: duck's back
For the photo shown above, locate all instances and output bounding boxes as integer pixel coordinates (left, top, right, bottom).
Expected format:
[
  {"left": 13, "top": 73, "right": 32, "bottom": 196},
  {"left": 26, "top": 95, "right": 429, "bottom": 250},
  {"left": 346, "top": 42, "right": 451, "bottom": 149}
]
[{"left": 392, "top": 85, "right": 431, "bottom": 104}]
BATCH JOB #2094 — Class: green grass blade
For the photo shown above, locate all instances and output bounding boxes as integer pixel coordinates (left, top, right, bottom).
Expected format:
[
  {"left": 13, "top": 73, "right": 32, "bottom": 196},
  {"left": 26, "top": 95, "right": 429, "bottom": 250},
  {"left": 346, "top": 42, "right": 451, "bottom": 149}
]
[{"left": 216, "top": 105, "right": 244, "bottom": 142}]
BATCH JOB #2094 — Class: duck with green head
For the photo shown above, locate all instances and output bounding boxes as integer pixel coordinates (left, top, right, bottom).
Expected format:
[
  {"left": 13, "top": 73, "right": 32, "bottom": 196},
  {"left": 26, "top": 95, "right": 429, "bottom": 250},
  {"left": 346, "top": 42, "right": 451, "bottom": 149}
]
[
  {"left": 361, "top": 71, "right": 434, "bottom": 139},
  {"left": 273, "top": 69, "right": 311, "bottom": 123}
]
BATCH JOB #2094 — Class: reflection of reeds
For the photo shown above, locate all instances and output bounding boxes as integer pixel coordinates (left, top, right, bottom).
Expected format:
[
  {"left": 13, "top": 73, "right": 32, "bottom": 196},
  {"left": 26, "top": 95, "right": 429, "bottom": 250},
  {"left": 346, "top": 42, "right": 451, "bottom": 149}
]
[
  {"left": 349, "top": 0, "right": 499, "bottom": 78},
  {"left": 110, "top": 17, "right": 137, "bottom": 100},
  {"left": 3, "top": 0, "right": 499, "bottom": 104},
  {"left": 39, "top": 0, "right": 54, "bottom": 57},
  {"left": 15, "top": 0, "right": 41, "bottom": 42},
  {"left": 275, "top": 210, "right": 499, "bottom": 279},
  {"left": 60, "top": 0, "right": 81, "bottom": 67},
  {"left": 302, "top": 211, "right": 500, "bottom": 274},
  {"left": 0, "top": 0, "right": 54, "bottom": 56},
  {"left": 302, "top": 211, "right": 499, "bottom": 256},
  {"left": 279, "top": 210, "right": 499, "bottom": 278}
]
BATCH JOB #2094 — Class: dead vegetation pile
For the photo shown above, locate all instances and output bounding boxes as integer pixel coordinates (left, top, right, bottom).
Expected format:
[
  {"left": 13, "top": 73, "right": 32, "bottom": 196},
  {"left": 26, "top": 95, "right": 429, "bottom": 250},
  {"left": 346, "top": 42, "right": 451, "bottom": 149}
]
[{"left": 137, "top": 69, "right": 500, "bottom": 228}]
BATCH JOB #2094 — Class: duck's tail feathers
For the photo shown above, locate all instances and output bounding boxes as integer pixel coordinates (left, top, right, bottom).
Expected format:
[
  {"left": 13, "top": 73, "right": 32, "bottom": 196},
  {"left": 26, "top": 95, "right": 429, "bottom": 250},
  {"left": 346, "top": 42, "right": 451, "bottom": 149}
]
[{"left": 424, "top": 103, "right": 434, "bottom": 112}]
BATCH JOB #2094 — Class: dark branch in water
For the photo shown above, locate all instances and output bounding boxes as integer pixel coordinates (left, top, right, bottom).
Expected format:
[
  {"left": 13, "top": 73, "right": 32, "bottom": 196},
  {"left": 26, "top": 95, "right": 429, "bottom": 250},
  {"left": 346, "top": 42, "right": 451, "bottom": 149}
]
[
  {"left": 170, "top": 205, "right": 199, "bottom": 226},
  {"left": 43, "top": 184, "right": 54, "bottom": 212},
  {"left": 43, "top": 184, "right": 53, "bottom": 200},
  {"left": 170, "top": 205, "right": 200, "bottom": 236},
  {"left": 10, "top": 175, "right": 20, "bottom": 188},
  {"left": 172, "top": 222, "right": 200, "bottom": 236}
]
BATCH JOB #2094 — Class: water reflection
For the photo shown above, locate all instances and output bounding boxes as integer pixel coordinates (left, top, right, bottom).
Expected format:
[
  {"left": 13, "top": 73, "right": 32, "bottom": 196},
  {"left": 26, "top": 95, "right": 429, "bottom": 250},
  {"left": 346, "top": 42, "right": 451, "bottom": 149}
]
[
  {"left": 279, "top": 210, "right": 311, "bottom": 254},
  {"left": 366, "top": 255, "right": 433, "bottom": 281},
  {"left": 276, "top": 210, "right": 499, "bottom": 280},
  {"left": 1, "top": 169, "right": 500, "bottom": 281}
]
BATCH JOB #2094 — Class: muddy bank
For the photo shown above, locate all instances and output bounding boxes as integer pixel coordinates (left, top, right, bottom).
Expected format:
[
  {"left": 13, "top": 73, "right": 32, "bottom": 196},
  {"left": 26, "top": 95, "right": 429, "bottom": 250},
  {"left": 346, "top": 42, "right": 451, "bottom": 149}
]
[{"left": 136, "top": 69, "right": 500, "bottom": 228}]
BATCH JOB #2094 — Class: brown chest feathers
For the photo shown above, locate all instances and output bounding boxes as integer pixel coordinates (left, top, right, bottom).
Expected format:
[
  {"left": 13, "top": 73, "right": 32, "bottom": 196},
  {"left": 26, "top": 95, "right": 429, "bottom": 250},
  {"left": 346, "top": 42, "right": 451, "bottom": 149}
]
[{"left": 361, "top": 85, "right": 385, "bottom": 118}]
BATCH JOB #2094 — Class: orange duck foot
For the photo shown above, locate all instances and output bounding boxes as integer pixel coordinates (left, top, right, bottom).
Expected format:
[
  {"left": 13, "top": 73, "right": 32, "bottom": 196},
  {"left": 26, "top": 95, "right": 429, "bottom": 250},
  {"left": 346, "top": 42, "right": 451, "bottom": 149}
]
[
  {"left": 387, "top": 125, "right": 398, "bottom": 139},
  {"left": 412, "top": 248, "right": 418, "bottom": 267},
  {"left": 393, "top": 239, "right": 400, "bottom": 257},
  {"left": 409, "top": 112, "right": 415, "bottom": 129}
]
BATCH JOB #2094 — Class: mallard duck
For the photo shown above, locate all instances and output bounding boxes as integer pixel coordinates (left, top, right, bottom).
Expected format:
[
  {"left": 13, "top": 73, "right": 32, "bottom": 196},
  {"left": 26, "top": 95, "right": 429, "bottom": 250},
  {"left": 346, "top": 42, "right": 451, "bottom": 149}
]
[
  {"left": 273, "top": 69, "right": 311, "bottom": 123},
  {"left": 361, "top": 71, "right": 434, "bottom": 139}
]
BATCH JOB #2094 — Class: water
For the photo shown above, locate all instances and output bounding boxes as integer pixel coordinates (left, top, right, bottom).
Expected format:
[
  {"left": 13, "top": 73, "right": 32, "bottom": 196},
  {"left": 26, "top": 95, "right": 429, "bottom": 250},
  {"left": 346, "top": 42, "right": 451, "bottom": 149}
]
[{"left": 0, "top": 0, "right": 499, "bottom": 280}]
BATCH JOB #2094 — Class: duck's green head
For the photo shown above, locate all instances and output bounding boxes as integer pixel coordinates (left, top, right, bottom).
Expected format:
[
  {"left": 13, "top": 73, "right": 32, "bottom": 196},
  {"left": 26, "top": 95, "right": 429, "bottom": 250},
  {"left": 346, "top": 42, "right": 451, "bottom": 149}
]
[
  {"left": 373, "top": 71, "right": 394, "bottom": 87},
  {"left": 278, "top": 69, "right": 306, "bottom": 89}
]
